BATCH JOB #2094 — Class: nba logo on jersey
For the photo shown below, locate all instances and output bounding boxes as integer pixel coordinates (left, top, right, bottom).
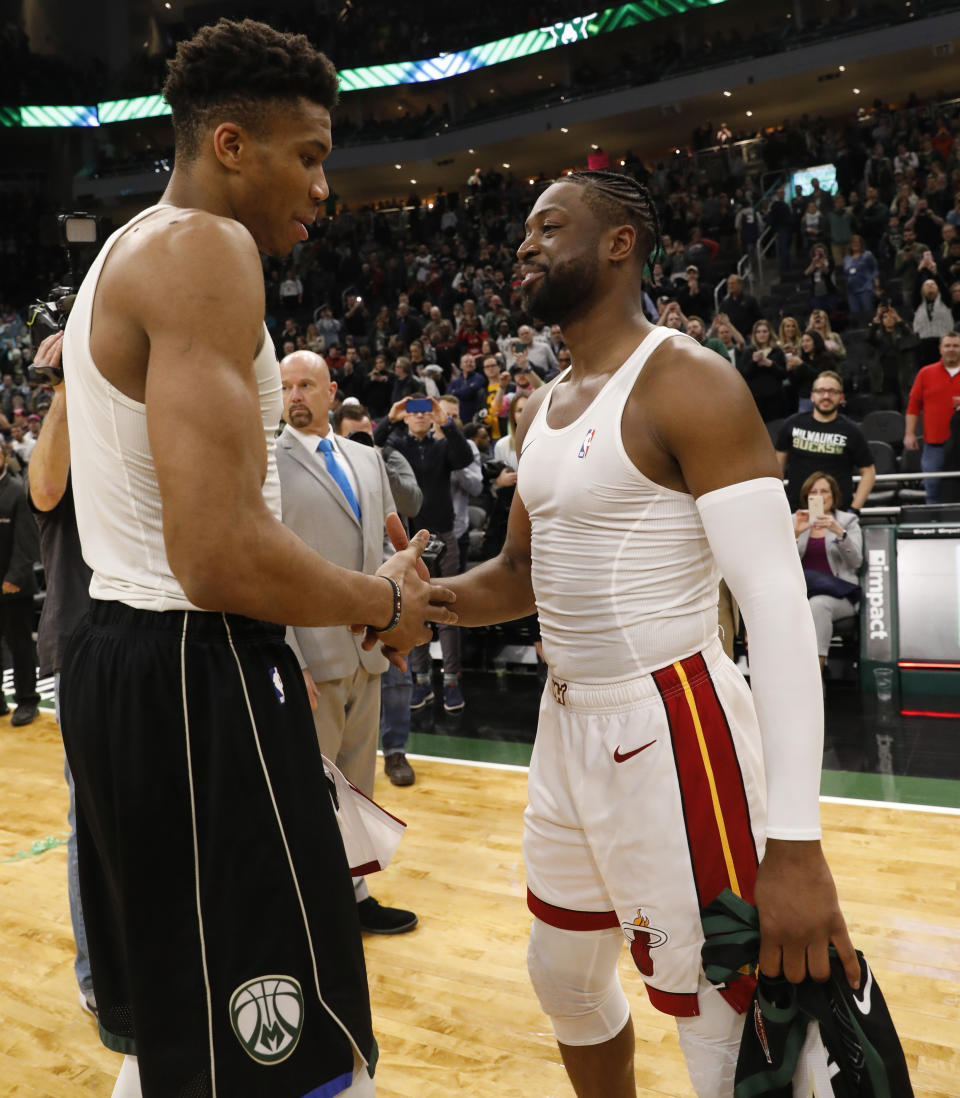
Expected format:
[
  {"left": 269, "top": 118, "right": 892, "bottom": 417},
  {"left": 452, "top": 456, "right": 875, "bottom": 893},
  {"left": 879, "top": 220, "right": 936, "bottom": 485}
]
[
  {"left": 270, "top": 667, "right": 285, "bottom": 704},
  {"left": 577, "top": 428, "right": 596, "bottom": 459}
]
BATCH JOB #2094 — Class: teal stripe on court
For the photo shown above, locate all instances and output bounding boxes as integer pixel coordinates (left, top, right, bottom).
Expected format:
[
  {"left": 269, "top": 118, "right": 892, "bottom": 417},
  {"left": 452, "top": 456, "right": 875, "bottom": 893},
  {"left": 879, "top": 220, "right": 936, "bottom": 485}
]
[
  {"left": 409, "top": 734, "right": 960, "bottom": 810},
  {"left": 407, "top": 732, "right": 532, "bottom": 767},
  {"left": 820, "top": 769, "right": 960, "bottom": 810}
]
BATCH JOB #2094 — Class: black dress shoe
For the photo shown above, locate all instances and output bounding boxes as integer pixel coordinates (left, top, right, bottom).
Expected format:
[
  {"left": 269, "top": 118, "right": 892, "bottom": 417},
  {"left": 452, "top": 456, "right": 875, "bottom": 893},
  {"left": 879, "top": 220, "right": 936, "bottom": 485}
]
[
  {"left": 384, "top": 752, "right": 415, "bottom": 787},
  {"left": 357, "top": 897, "right": 418, "bottom": 935},
  {"left": 11, "top": 703, "right": 38, "bottom": 727}
]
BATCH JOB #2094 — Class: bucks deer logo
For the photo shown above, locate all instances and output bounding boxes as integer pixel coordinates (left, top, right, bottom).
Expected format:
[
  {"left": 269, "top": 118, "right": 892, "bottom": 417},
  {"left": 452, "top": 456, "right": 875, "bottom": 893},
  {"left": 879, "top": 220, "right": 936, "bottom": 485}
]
[{"left": 229, "top": 975, "right": 304, "bottom": 1065}]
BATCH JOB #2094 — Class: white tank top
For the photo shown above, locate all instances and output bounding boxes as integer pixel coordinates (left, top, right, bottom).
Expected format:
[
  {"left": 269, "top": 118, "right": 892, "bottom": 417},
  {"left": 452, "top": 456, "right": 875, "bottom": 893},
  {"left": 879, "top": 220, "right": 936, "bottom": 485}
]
[
  {"left": 518, "top": 326, "right": 719, "bottom": 684},
  {"left": 63, "top": 204, "right": 283, "bottom": 612}
]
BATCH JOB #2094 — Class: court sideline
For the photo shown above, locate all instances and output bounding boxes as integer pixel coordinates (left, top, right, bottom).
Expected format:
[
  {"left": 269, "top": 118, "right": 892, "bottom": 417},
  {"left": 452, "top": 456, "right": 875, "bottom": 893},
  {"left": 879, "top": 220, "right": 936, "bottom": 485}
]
[{"left": 1, "top": 713, "right": 958, "bottom": 1097}]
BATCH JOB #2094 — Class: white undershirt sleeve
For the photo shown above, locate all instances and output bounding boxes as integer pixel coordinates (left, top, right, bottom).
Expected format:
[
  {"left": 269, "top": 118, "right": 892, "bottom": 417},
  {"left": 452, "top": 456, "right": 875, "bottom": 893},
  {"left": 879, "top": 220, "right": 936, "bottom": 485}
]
[{"left": 697, "top": 477, "right": 823, "bottom": 840}]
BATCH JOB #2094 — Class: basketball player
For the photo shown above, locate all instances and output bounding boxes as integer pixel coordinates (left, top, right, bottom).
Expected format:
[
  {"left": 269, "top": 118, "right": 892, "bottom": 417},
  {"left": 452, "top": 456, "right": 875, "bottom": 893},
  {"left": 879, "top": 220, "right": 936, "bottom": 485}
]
[
  {"left": 58, "top": 20, "right": 454, "bottom": 1098},
  {"left": 435, "top": 172, "right": 860, "bottom": 1097}
]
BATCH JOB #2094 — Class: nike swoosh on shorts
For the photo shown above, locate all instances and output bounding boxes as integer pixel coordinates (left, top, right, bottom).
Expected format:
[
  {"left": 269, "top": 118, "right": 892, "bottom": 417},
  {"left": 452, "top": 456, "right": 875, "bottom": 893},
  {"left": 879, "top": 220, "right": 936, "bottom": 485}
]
[
  {"left": 613, "top": 740, "right": 656, "bottom": 763},
  {"left": 852, "top": 960, "right": 873, "bottom": 1015}
]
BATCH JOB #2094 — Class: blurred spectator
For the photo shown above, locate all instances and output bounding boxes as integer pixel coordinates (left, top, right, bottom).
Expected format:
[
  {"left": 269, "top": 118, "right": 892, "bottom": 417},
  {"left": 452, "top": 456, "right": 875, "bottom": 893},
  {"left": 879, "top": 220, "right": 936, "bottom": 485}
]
[
  {"left": 390, "top": 357, "right": 424, "bottom": 404},
  {"left": 794, "top": 330, "right": 835, "bottom": 412},
  {"left": 516, "top": 324, "right": 558, "bottom": 379},
  {"left": 480, "top": 355, "right": 509, "bottom": 439},
  {"left": 827, "top": 194, "right": 854, "bottom": 267},
  {"left": 708, "top": 314, "right": 745, "bottom": 365},
  {"left": 905, "top": 332, "right": 960, "bottom": 503},
  {"left": 895, "top": 225, "right": 928, "bottom": 308},
  {"left": 802, "top": 200, "right": 825, "bottom": 249},
  {"left": 738, "top": 319, "right": 787, "bottom": 423},
  {"left": 446, "top": 353, "right": 486, "bottom": 423},
  {"left": 484, "top": 392, "right": 528, "bottom": 558},
  {"left": 676, "top": 265, "right": 714, "bottom": 321},
  {"left": 657, "top": 300, "right": 687, "bottom": 332},
  {"left": 438, "top": 395, "right": 483, "bottom": 571},
  {"left": 0, "top": 443, "right": 40, "bottom": 725},
  {"left": 776, "top": 371, "right": 875, "bottom": 512},
  {"left": 778, "top": 317, "right": 804, "bottom": 372},
  {"left": 687, "top": 315, "right": 728, "bottom": 357},
  {"left": 857, "top": 187, "right": 889, "bottom": 255},
  {"left": 373, "top": 395, "right": 473, "bottom": 712},
  {"left": 842, "top": 235, "right": 879, "bottom": 321},
  {"left": 279, "top": 268, "right": 303, "bottom": 314},
  {"left": 807, "top": 310, "right": 847, "bottom": 363},
  {"left": 768, "top": 186, "right": 794, "bottom": 277},
  {"left": 804, "top": 244, "right": 839, "bottom": 312},
  {"left": 912, "top": 279, "right": 956, "bottom": 366},
  {"left": 718, "top": 273, "right": 761, "bottom": 334},
  {"left": 866, "top": 304, "right": 920, "bottom": 410},
  {"left": 793, "top": 472, "right": 863, "bottom": 672}
]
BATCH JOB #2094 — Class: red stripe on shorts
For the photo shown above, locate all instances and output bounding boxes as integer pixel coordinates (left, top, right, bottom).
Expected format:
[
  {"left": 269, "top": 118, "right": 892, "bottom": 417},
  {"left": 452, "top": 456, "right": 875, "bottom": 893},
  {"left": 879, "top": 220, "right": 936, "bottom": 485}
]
[
  {"left": 653, "top": 652, "right": 759, "bottom": 909},
  {"left": 527, "top": 888, "right": 620, "bottom": 931}
]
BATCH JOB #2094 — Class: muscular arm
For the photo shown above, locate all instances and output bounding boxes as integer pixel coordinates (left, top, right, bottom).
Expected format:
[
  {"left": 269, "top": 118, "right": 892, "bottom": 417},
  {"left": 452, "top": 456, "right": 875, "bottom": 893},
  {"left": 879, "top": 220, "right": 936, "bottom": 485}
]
[
  {"left": 638, "top": 342, "right": 858, "bottom": 986},
  {"left": 134, "top": 216, "right": 442, "bottom": 639},
  {"left": 27, "top": 334, "right": 70, "bottom": 512},
  {"left": 442, "top": 388, "right": 546, "bottom": 625},
  {"left": 28, "top": 388, "right": 70, "bottom": 512}
]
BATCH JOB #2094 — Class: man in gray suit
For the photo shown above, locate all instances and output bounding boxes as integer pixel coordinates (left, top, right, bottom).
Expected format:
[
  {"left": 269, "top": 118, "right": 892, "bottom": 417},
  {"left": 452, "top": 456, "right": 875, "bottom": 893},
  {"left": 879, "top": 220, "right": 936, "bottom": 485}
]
[{"left": 278, "top": 350, "right": 417, "bottom": 935}]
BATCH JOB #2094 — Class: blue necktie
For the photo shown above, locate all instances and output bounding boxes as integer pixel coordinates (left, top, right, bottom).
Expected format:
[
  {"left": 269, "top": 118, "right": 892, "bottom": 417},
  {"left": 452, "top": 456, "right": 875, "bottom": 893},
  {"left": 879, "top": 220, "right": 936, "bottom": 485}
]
[{"left": 317, "top": 437, "right": 361, "bottom": 522}]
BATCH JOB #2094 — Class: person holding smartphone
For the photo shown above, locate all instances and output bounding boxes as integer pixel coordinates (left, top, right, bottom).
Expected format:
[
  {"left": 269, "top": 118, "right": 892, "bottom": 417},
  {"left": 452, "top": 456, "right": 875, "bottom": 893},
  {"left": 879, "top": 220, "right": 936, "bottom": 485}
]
[
  {"left": 374, "top": 395, "right": 473, "bottom": 712},
  {"left": 793, "top": 472, "right": 862, "bottom": 671}
]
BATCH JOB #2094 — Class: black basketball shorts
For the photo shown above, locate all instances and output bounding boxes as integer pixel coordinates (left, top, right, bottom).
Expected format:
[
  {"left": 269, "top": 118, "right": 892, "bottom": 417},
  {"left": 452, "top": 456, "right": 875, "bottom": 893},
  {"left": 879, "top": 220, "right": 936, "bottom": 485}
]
[{"left": 60, "top": 601, "right": 375, "bottom": 1098}]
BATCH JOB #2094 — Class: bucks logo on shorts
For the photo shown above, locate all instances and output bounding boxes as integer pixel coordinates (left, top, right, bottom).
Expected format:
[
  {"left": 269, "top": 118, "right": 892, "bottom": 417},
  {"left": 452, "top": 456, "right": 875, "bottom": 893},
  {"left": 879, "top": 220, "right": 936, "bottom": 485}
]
[{"left": 229, "top": 975, "right": 304, "bottom": 1064}]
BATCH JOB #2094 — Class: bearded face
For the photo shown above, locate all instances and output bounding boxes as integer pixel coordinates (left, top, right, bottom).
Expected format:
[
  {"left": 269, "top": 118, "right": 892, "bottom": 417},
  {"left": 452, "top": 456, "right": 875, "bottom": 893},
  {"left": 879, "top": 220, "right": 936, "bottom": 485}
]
[{"left": 521, "top": 248, "right": 599, "bottom": 325}]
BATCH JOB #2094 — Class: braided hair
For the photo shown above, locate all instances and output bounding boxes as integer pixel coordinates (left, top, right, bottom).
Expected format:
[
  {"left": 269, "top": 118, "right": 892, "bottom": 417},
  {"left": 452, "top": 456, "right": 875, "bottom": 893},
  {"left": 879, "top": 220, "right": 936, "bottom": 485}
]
[
  {"left": 163, "top": 19, "right": 339, "bottom": 160},
  {"left": 562, "top": 170, "right": 662, "bottom": 269}
]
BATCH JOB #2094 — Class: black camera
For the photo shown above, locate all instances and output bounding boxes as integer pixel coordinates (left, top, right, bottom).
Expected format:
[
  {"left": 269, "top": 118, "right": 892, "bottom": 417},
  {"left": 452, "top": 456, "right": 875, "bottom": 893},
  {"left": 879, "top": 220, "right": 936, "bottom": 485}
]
[
  {"left": 26, "top": 213, "right": 100, "bottom": 385},
  {"left": 420, "top": 533, "right": 447, "bottom": 577}
]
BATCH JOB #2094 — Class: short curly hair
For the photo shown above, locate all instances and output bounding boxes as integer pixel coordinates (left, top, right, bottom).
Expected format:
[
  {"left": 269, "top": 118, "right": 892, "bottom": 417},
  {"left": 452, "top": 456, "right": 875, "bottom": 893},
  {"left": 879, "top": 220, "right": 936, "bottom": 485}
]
[{"left": 163, "top": 19, "right": 339, "bottom": 160}]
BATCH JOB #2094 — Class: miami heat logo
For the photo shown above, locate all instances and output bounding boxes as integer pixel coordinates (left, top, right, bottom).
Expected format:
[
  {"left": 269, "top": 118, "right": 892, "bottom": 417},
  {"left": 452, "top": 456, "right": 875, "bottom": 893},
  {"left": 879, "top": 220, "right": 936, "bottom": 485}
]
[
  {"left": 621, "top": 909, "right": 669, "bottom": 977},
  {"left": 577, "top": 428, "right": 596, "bottom": 459}
]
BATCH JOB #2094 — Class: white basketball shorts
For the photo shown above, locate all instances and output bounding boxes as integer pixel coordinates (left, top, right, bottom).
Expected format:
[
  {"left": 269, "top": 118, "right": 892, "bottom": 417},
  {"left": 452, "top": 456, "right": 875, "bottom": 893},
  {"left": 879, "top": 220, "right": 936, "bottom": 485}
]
[{"left": 523, "top": 638, "right": 768, "bottom": 1018}]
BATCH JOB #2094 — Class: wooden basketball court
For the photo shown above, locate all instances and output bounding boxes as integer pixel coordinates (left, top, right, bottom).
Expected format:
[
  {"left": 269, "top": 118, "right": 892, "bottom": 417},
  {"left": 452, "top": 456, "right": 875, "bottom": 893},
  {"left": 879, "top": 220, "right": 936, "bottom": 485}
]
[{"left": 2, "top": 712, "right": 958, "bottom": 1097}]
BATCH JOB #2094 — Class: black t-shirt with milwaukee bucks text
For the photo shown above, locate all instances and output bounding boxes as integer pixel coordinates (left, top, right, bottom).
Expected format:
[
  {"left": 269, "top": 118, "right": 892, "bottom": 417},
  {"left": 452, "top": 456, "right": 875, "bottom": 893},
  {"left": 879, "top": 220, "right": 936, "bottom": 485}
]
[{"left": 775, "top": 412, "right": 874, "bottom": 510}]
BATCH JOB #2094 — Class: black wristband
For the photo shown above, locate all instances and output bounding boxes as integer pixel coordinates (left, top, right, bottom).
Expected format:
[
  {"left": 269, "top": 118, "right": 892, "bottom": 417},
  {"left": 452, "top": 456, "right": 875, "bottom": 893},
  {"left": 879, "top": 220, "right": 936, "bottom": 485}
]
[{"left": 376, "top": 576, "right": 402, "bottom": 633}]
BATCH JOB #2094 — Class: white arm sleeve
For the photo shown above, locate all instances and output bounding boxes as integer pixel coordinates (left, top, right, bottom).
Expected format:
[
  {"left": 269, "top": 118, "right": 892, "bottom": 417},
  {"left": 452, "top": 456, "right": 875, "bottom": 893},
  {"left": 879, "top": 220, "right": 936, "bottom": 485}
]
[{"left": 697, "top": 477, "right": 822, "bottom": 840}]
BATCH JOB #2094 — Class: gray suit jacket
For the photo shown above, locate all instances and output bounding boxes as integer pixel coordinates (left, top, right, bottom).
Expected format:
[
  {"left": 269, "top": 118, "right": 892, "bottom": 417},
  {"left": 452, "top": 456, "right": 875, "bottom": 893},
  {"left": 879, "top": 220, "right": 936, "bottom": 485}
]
[
  {"left": 277, "top": 428, "right": 393, "bottom": 681},
  {"left": 796, "top": 508, "right": 863, "bottom": 586}
]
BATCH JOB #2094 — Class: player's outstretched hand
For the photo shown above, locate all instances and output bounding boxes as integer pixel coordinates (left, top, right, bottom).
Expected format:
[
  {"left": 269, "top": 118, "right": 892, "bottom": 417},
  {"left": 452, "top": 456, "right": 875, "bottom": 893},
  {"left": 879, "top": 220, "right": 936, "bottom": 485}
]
[
  {"left": 369, "top": 519, "right": 456, "bottom": 660},
  {"left": 754, "top": 838, "right": 860, "bottom": 988}
]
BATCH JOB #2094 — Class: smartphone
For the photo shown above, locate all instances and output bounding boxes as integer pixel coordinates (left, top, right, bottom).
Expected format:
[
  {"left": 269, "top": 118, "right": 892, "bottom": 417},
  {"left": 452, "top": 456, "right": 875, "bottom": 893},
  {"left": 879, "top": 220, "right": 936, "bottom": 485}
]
[
  {"left": 406, "top": 398, "right": 433, "bottom": 413},
  {"left": 808, "top": 495, "right": 825, "bottom": 521}
]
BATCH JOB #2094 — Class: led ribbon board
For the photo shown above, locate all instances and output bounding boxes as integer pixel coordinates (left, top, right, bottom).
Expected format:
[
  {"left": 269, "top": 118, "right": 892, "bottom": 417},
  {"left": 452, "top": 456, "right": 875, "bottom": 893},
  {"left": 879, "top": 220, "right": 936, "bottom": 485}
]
[
  {"left": 21, "top": 105, "right": 99, "bottom": 127},
  {"left": 338, "top": 0, "right": 725, "bottom": 91},
  {"left": 15, "top": 0, "right": 725, "bottom": 126}
]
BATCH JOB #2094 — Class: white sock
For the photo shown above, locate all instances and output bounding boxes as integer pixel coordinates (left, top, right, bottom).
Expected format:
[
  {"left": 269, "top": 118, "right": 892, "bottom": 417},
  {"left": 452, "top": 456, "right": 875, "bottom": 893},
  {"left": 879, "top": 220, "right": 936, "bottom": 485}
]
[{"left": 111, "top": 1055, "right": 142, "bottom": 1098}]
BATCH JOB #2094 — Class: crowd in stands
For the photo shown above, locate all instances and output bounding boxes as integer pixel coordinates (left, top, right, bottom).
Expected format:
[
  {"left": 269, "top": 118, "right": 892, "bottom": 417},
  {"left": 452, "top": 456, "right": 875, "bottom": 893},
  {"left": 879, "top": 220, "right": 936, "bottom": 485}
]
[{"left": 3, "top": 88, "right": 959, "bottom": 549}]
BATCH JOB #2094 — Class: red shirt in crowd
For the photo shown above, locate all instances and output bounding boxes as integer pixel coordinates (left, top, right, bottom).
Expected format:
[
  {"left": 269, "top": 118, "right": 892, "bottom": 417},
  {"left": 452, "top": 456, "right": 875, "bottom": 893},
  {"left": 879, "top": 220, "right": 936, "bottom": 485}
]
[{"left": 906, "top": 359, "right": 960, "bottom": 444}]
